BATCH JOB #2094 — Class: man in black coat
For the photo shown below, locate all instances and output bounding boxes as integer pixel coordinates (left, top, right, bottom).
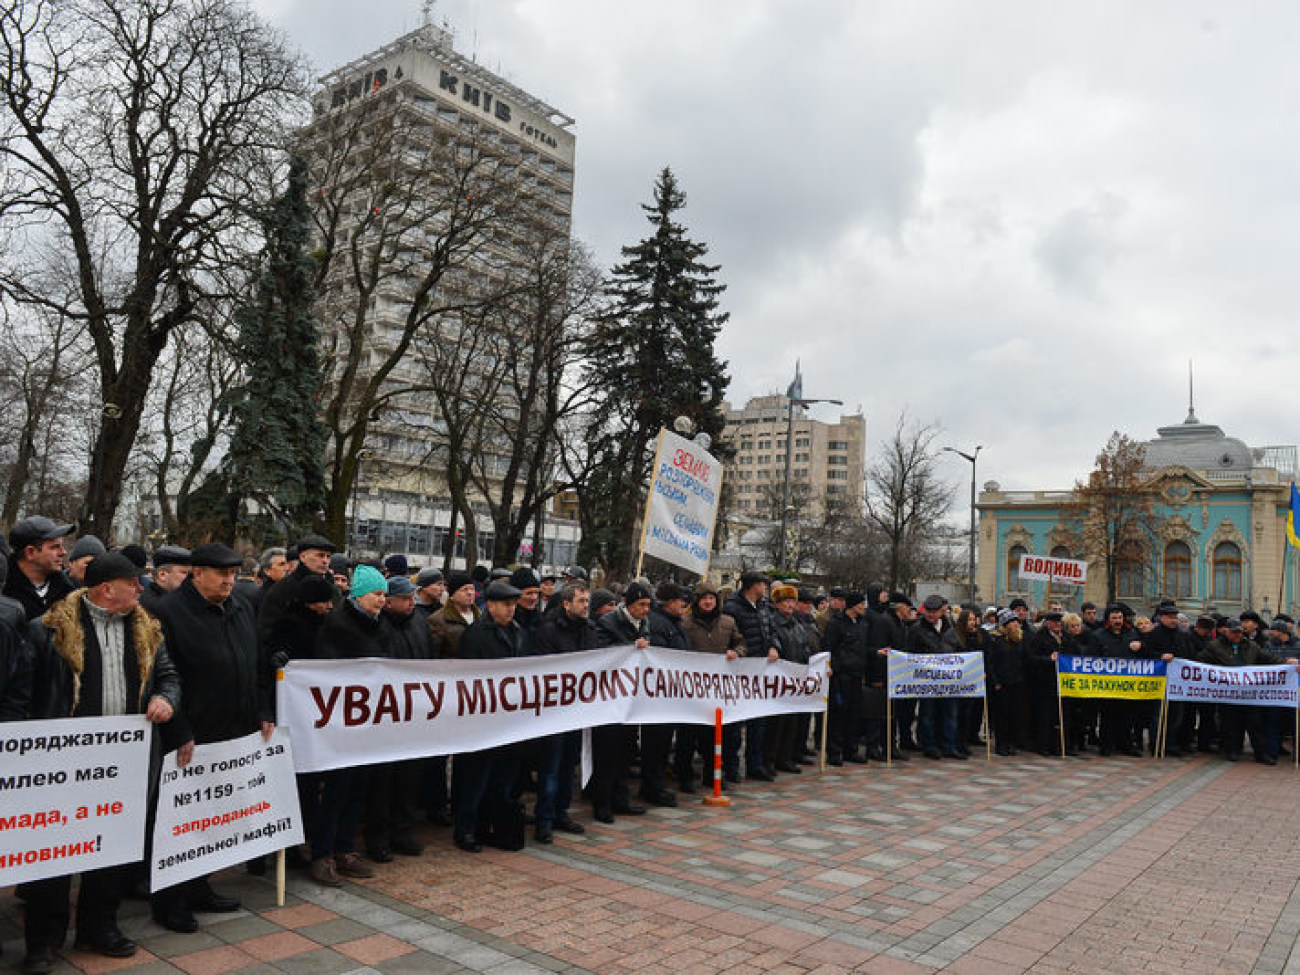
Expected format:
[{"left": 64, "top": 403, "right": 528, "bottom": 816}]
[
  {"left": 148, "top": 544, "right": 273, "bottom": 933},
  {"left": 1026, "top": 610, "right": 1067, "bottom": 755},
  {"left": 824, "top": 591, "right": 869, "bottom": 764},
  {"left": 1137, "top": 602, "right": 1197, "bottom": 756},
  {"left": 644, "top": 583, "right": 690, "bottom": 804},
  {"left": 4, "top": 516, "right": 74, "bottom": 621},
  {"left": 590, "top": 582, "right": 653, "bottom": 822},
  {"left": 139, "top": 546, "right": 191, "bottom": 615},
  {"left": 452, "top": 581, "right": 530, "bottom": 851},
  {"left": 531, "top": 583, "right": 595, "bottom": 842},
  {"left": 256, "top": 534, "right": 338, "bottom": 641},
  {"left": 1090, "top": 606, "right": 1143, "bottom": 756},
  {"left": 910, "top": 595, "right": 960, "bottom": 760},
  {"left": 723, "top": 571, "right": 778, "bottom": 780},
  {"left": 23, "top": 553, "right": 182, "bottom": 972}
]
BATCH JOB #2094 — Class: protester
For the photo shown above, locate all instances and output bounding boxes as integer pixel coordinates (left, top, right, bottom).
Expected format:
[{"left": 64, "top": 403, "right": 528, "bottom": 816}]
[
  {"left": 4, "top": 516, "right": 74, "bottom": 621},
  {"left": 65, "top": 535, "right": 106, "bottom": 587},
  {"left": 139, "top": 545, "right": 191, "bottom": 614}
]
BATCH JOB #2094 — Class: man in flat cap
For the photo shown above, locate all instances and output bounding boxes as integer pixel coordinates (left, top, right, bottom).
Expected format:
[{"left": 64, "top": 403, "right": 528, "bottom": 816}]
[
  {"left": 413, "top": 567, "right": 445, "bottom": 621},
  {"left": 23, "top": 553, "right": 182, "bottom": 972},
  {"left": 140, "top": 545, "right": 191, "bottom": 614},
  {"left": 452, "top": 581, "right": 530, "bottom": 851},
  {"left": 5, "top": 516, "right": 74, "bottom": 621},
  {"left": 257, "top": 534, "right": 338, "bottom": 640},
  {"left": 590, "top": 582, "right": 654, "bottom": 821},
  {"left": 65, "top": 535, "right": 107, "bottom": 588},
  {"left": 148, "top": 543, "right": 272, "bottom": 934}
]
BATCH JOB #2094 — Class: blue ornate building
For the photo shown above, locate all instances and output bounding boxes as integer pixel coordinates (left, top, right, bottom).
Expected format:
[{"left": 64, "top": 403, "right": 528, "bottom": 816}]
[{"left": 976, "top": 409, "right": 1298, "bottom": 616}]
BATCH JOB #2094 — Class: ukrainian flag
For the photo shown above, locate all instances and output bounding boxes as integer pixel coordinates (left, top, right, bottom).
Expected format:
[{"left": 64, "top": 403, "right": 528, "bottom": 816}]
[{"left": 1288, "top": 482, "right": 1300, "bottom": 550}]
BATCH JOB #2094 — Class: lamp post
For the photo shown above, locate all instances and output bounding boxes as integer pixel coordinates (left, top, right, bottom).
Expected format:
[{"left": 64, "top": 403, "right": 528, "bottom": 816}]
[
  {"left": 778, "top": 394, "right": 843, "bottom": 573},
  {"left": 350, "top": 448, "right": 369, "bottom": 558},
  {"left": 943, "top": 445, "right": 982, "bottom": 602}
]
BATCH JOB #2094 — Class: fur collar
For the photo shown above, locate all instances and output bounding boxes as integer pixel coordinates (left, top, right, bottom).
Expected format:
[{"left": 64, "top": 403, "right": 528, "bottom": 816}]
[{"left": 42, "top": 590, "right": 163, "bottom": 710}]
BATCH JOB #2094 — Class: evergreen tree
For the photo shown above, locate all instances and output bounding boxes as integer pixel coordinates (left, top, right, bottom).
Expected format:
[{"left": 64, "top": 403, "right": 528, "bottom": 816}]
[
  {"left": 222, "top": 156, "right": 327, "bottom": 542},
  {"left": 579, "top": 168, "right": 731, "bottom": 578}
]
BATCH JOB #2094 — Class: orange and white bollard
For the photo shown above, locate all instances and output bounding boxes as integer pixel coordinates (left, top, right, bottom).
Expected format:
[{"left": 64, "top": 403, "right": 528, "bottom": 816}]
[{"left": 703, "top": 707, "right": 731, "bottom": 807}]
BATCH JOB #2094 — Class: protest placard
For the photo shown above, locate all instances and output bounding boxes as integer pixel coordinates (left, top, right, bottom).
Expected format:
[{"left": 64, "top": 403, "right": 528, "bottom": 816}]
[
  {"left": 0, "top": 715, "right": 151, "bottom": 885},
  {"left": 1018, "top": 553, "right": 1088, "bottom": 586},
  {"left": 886, "top": 651, "right": 986, "bottom": 699},
  {"left": 151, "top": 728, "right": 304, "bottom": 891},
  {"left": 279, "top": 647, "right": 829, "bottom": 773},
  {"left": 1056, "top": 655, "right": 1167, "bottom": 700},
  {"left": 1165, "top": 659, "right": 1298, "bottom": 707},
  {"left": 638, "top": 428, "right": 723, "bottom": 576}
]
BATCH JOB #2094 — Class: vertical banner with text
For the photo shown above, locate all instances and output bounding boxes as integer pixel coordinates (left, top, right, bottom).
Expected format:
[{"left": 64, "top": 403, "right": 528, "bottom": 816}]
[
  {"left": 151, "top": 728, "right": 305, "bottom": 891},
  {"left": 640, "top": 428, "right": 723, "bottom": 576},
  {"left": 0, "top": 715, "right": 151, "bottom": 885}
]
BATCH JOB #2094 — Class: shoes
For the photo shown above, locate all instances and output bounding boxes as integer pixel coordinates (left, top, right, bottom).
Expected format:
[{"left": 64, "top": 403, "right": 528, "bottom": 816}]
[
  {"left": 535, "top": 824, "right": 553, "bottom": 844},
  {"left": 22, "top": 947, "right": 56, "bottom": 974},
  {"left": 335, "top": 852, "right": 376, "bottom": 878},
  {"left": 865, "top": 748, "right": 886, "bottom": 762},
  {"left": 190, "top": 886, "right": 240, "bottom": 913},
  {"left": 827, "top": 755, "right": 844, "bottom": 767},
  {"left": 427, "top": 808, "right": 453, "bottom": 827},
  {"left": 898, "top": 738, "right": 918, "bottom": 751},
  {"left": 310, "top": 858, "right": 342, "bottom": 887},
  {"left": 1225, "top": 752, "right": 1241, "bottom": 762},
  {"left": 723, "top": 770, "right": 742, "bottom": 784},
  {"left": 641, "top": 790, "right": 677, "bottom": 807},
  {"left": 366, "top": 847, "right": 394, "bottom": 863},
  {"left": 1166, "top": 746, "right": 1186, "bottom": 758},
  {"left": 797, "top": 755, "right": 817, "bottom": 766},
  {"left": 153, "top": 901, "right": 199, "bottom": 933},
  {"left": 391, "top": 836, "right": 425, "bottom": 856},
  {"left": 677, "top": 780, "right": 698, "bottom": 794},
  {"left": 612, "top": 802, "right": 646, "bottom": 816},
  {"left": 890, "top": 749, "right": 910, "bottom": 761},
  {"left": 593, "top": 808, "right": 615, "bottom": 824},
  {"left": 1064, "top": 748, "right": 1080, "bottom": 757},
  {"left": 1256, "top": 753, "right": 1278, "bottom": 766},
  {"left": 1120, "top": 748, "right": 1141, "bottom": 757},
  {"left": 454, "top": 833, "right": 483, "bottom": 852},
  {"left": 996, "top": 746, "right": 1013, "bottom": 757},
  {"left": 775, "top": 761, "right": 802, "bottom": 773},
  {"left": 554, "top": 816, "right": 586, "bottom": 834},
  {"left": 847, "top": 753, "right": 870, "bottom": 765},
  {"left": 924, "top": 748, "right": 942, "bottom": 760},
  {"left": 74, "top": 927, "right": 136, "bottom": 958},
  {"left": 747, "top": 768, "right": 775, "bottom": 782},
  {"left": 943, "top": 751, "right": 968, "bottom": 761}
]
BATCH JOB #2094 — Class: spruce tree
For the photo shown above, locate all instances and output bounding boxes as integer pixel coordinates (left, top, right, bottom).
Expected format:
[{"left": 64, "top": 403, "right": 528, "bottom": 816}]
[
  {"left": 223, "top": 156, "right": 327, "bottom": 541},
  {"left": 580, "top": 167, "right": 731, "bottom": 578}
]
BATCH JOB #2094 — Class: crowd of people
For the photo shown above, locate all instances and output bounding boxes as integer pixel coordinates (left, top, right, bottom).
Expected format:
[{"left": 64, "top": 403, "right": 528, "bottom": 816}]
[{"left": 1, "top": 514, "right": 1296, "bottom": 974}]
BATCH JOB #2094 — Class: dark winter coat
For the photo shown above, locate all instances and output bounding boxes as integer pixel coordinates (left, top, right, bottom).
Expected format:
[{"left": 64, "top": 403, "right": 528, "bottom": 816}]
[
  {"left": 722, "top": 591, "right": 776, "bottom": 658},
  {"left": 595, "top": 606, "right": 648, "bottom": 648},
  {"left": 153, "top": 578, "right": 269, "bottom": 745},
  {"left": 772, "top": 610, "right": 811, "bottom": 664},
  {"left": 1201, "top": 637, "right": 1284, "bottom": 667},
  {"left": 647, "top": 605, "right": 691, "bottom": 652},
  {"left": 0, "top": 614, "right": 30, "bottom": 721},
  {"left": 4, "top": 556, "right": 74, "bottom": 621},
  {"left": 139, "top": 579, "right": 172, "bottom": 616},
  {"left": 1025, "top": 624, "right": 1066, "bottom": 680},
  {"left": 907, "top": 616, "right": 950, "bottom": 655},
  {"left": 316, "top": 598, "right": 391, "bottom": 660},
  {"left": 383, "top": 607, "right": 435, "bottom": 661},
  {"left": 264, "top": 603, "right": 328, "bottom": 671},
  {"left": 1138, "top": 622, "right": 1198, "bottom": 661},
  {"left": 257, "top": 563, "right": 338, "bottom": 642},
  {"left": 532, "top": 611, "right": 597, "bottom": 656},
  {"left": 683, "top": 605, "right": 745, "bottom": 655},
  {"left": 986, "top": 628, "right": 1027, "bottom": 687},
  {"left": 824, "top": 610, "right": 867, "bottom": 678},
  {"left": 458, "top": 613, "right": 529, "bottom": 660},
  {"left": 1091, "top": 625, "right": 1140, "bottom": 659}
]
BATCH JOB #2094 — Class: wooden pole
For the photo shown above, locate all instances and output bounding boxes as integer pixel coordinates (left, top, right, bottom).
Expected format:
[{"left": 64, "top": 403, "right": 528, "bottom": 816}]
[
  {"left": 819, "top": 693, "right": 830, "bottom": 773},
  {"left": 1056, "top": 655, "right": 1066, "bottom": 759},
  {"left": 886, "top": 693, "right": 893, "bottom": 769},
  {"left": 633, "top": 430, "right": 668, "bottom": 581},
  {"left": 1156, "top": 696, "right": 1169, "bottom": 758},
  {"left": 983, "top": 695, "right": 991, "bottom": 761}
]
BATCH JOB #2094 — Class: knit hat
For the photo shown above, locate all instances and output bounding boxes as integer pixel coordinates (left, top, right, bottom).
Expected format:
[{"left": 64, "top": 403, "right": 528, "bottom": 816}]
[
  {"left": 446, "top": 571, "right": 474, "bottom": 595},
  {"left": 298, "top": 575, "right": 338, "bottom": 605},
  {"left": 416, "top": 567, "right": 444, "bottom": 587},
  {"left": 843, "top": 590, "right": 866, "bottom": 610},
  {"left": 590, "top": 588, "right": 617, "bottom": 614},
  {"left": 350, "top": 564, "right": 387, "bottom": 598},
  {"left": 69, "top": 535, "right": 107, "bottom": 562},
  {"left": 328, "top": 553, "right": 351, "bottom": 575},
  {"left": 623, "top": 581, "right": 653, "bottom": 605},
  {"left": 383, "top": 554, "right": 409, "bottom": 577},
  {"left": 510, "top": 567, "right": 540, "bottom": 590},
  {"left": 655, "top": 582, "right": 690, "bottom": 603}
]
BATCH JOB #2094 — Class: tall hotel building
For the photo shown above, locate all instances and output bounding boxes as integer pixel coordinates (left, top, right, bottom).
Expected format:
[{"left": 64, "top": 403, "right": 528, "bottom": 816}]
[{"left": 307, "top": 21, "right": 579, "bottom": 568}]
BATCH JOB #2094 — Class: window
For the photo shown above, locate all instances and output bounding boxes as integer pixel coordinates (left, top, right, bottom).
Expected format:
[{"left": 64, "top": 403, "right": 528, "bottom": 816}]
[
  {"left": 795, "top": 452, "right": 809, "bottom": 462},
  {"left": 1213, "top": 542, "right": 1242, "bottom": 601},
  {"left": 1117, "top": 556, "right": 1144, "bottom": 599},
  {"left": 795, "top": 437, "right": 810, "bottom": 448},
  {"left": 826, "top": 485, "right": 845, "bottom": 495},
  {"left": 1163, "top": 541, "right": 1192, "bottom": 599},
  {"left": 827, "top": 455, "right": 848, "bottom": 465},
  {"left": 1006, "top": 544, "right": 1027, "bottom": 592},
  {"left": 828, "top": 440, "right": 848, "bottom": 451},
  {"left": 827, "top": 470, "right": 848, "bottom": 480},
  {"left": 758, "top": 440, "right": 772, "bottom": 450}
]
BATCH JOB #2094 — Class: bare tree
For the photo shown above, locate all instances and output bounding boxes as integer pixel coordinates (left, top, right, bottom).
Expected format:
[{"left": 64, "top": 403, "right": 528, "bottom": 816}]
[
  {"left": 866, "top": 413, "right": 956, "bottom": 590},
  {"left": 0, "top": 0, "right": 308, "bottom": 537},
  {"left": 1061, "top": 431, "right": 1161, "bottom": 605}
]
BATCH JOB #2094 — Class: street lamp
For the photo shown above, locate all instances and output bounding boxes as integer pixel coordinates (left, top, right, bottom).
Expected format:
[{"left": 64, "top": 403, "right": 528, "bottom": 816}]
[
  {"left": 778, "top": 393, "right": 842, "bottom": 573},
  {"left": 943, "top": 445, "right": 982, "bottom": 602}
]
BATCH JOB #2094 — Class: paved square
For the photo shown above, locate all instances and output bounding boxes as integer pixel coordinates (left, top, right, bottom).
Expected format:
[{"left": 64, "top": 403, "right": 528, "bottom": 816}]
[{"left": 3, "top": 753, "right": 1298, "bottom": 973}]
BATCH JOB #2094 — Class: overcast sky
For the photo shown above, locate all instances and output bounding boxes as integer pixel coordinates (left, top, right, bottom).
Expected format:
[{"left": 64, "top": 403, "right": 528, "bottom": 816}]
[{"left": 252, "top": 0, "right": 1300, "bottom": 500}]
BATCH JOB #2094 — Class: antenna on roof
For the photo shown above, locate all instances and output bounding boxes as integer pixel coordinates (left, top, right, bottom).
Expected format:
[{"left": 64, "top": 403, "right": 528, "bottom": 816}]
[
  {"left": 1186, "top": 358, "right": 1199, "bottom": 424},
  {"left": 421, "top": 0, "right": 433, "bottom": 26}
]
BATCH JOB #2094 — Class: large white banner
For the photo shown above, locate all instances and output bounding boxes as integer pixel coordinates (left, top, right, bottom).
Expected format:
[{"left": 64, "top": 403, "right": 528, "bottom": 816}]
[
  {"left": 0, "top": 716, "right": 151, "bottom": 885},
  {"left": 151, "top": 729, "right": 305, "bottom": 891},
  {"left": 1165, "top": 659, "right": 1299, "bottom": 707},
  {"left": 887, "top": 652, "right": 986, "bottom": 699},
  {"left": 640, "top": 428, "right": 723, "bottom": 575},
  {"left": 279, "top": 647, "right": 829, "bottom": 773}
]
